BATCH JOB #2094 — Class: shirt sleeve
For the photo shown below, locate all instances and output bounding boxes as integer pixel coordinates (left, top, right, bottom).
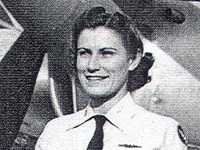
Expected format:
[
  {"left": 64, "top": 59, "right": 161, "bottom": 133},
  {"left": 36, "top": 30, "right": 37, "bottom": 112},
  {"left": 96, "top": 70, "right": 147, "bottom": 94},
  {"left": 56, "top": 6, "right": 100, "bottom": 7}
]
[{"left": 162, "top": 120, "right": 188, "bottom": 150}]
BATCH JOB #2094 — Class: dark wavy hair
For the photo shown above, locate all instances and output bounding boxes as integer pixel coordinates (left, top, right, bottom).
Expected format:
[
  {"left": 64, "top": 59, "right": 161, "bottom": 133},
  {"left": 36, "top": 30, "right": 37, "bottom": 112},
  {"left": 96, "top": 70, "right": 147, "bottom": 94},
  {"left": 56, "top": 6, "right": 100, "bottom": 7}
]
[
  {"left": 58, "top": 7, "right": 154, "bottom": 91},
  {"left": 72, "top": 7, "right": 143, "bottom": 62}
]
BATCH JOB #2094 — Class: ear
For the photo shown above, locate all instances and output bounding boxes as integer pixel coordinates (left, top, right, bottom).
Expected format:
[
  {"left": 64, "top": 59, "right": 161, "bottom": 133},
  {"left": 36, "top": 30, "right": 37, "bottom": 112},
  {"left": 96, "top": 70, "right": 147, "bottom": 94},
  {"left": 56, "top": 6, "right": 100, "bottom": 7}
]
[{"left": 128, "top": 52, "right": 142, "bottom": 71}]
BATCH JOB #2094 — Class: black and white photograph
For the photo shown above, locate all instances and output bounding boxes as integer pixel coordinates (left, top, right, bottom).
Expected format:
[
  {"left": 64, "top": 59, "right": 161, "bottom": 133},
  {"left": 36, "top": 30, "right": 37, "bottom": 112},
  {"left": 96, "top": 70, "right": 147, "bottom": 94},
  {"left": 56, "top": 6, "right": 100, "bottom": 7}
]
[{"left": 0, "top": 0, "right": 200, "bottom": 149}]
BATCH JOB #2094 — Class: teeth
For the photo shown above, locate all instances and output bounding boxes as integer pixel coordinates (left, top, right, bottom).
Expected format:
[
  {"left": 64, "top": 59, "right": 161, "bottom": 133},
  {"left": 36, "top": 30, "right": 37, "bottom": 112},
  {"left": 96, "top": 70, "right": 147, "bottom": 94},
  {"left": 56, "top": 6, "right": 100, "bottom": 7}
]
[
  {"left": 87, "top": 77, "right": 103, "bottom": 80},
  {"left": 86, "top": 76, "right": 108, "bottom": 80}
]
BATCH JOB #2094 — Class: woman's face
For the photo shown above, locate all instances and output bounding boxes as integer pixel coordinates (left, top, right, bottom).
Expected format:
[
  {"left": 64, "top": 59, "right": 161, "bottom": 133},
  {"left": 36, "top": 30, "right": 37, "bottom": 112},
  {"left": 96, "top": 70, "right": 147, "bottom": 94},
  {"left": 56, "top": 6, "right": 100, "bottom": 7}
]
[{"left": 76, "top": 26, "right": 138, "bottom": 98}]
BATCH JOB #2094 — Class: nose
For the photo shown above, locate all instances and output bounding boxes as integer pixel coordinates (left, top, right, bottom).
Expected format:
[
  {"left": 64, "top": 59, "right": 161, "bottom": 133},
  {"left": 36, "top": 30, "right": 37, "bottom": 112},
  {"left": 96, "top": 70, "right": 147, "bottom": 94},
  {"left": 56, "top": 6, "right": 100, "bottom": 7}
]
[{"left": 87, "top": 55, "right": 100, "bottom": 73}]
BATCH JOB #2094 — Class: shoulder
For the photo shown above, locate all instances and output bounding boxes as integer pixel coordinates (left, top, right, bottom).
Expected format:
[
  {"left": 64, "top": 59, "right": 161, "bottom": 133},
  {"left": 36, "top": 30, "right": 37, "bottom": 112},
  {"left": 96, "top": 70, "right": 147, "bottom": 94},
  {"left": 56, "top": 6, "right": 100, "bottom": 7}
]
[
  {"left": 131, "top": 105, "right": 180, "bottom": 137},
  {"left": 145, "top": 110, "right": 178, "bottom": 126},
  {"left": 45, "top": 109, "right": 86, "bottom": 132},
  {"left": 145, "top": 112, "right": 188, "bottom": 148},
  {"left": 133, "top": 108, "right": 188, "bottom": 148},
  {"left": 134, "top": 105, "right": 179, "bottom": 129},
  {"left": 127, "top": 93, "right": 178, "bottom": 129},
  {"left": 35, "top": 109, "right": 86, "bottom": 149}
]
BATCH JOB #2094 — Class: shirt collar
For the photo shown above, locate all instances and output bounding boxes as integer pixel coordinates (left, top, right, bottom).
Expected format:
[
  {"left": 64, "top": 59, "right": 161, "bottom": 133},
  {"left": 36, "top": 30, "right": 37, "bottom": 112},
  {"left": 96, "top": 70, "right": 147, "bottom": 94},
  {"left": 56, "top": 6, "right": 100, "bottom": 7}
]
[{"left": 83, "top": 92, "right": 144, "bottom": 129}]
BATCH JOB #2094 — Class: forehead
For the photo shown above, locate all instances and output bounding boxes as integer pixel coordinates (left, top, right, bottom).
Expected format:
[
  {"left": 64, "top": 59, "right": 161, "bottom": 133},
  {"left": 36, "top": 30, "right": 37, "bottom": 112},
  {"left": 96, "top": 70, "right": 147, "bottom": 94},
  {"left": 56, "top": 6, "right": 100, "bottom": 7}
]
[{"left": 77, "top": 26, "right": 125, "bottom": 50}]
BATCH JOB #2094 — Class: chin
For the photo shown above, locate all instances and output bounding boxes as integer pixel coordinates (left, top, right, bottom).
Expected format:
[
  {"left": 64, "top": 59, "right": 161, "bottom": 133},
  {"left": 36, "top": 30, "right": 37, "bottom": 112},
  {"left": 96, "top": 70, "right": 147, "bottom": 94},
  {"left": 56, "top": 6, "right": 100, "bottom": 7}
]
[
  {"left": 84, "top": 87, "right": 106, "bottom": 96},
  {"left": 84, "top": 87, "right": 116, "bottom": 99}
]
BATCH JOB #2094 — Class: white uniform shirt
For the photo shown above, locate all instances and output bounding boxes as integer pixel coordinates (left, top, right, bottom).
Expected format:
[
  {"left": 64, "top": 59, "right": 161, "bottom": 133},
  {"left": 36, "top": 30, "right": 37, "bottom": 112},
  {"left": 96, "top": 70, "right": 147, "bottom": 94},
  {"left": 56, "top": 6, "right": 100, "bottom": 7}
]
[{"left": 35, "top": 93, "right": 187, "bottom": 150}]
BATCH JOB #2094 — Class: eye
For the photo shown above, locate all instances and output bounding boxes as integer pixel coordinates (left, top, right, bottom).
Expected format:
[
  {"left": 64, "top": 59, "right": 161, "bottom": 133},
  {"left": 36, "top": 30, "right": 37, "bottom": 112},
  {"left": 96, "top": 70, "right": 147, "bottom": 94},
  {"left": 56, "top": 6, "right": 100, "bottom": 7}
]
[
  {"left": 77, "top": 48, "right": 91, "bottom": 57},
  {"left": 100, "top": 48, "right": 116, "bottom": 57}
]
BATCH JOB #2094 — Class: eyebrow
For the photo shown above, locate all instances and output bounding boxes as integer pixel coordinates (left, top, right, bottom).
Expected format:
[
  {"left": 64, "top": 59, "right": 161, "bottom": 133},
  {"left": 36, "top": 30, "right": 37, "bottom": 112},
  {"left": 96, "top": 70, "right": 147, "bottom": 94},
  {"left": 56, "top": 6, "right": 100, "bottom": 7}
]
[
  {"left": 77, "top": 47, "right": 118, "bottom": 52},
  {"left": 99, "top": 47, "right": 118, "bottom": 51},
  {"left": 77, "top": 48, "right": 91, "bottom": 51}
]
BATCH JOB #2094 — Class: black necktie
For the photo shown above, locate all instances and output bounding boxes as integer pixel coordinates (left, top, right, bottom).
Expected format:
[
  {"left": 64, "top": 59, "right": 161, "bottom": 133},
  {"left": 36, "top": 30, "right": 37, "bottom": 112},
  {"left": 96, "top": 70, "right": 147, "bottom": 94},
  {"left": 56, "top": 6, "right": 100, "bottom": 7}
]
[{"left": 87, "top": 115, "right": 106, "bottom": 150}]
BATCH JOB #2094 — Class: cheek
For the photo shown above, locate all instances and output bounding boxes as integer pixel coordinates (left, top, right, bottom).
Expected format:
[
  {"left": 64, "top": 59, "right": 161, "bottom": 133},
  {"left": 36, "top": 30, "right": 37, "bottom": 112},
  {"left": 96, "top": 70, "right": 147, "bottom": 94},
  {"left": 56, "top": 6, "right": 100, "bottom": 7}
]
[
  {"left": 111, "top": 65, "right": 129, "bottom": 80},
  {"left": 102, "top": 61, "right": 129, "bottom": 89},
  {"left": 103, "top": 57, "right": 129, "bottom": 73},
  {"left": 76, "top": 57, "right": 87, "bottom": 72}
]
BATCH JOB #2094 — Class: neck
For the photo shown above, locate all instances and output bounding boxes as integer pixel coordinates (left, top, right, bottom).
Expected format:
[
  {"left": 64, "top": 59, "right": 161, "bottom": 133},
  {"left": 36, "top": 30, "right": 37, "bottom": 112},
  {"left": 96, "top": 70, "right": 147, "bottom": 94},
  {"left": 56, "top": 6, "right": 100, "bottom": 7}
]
[{"left": 90, "top": 84, "right": 128, "bottom": 115}]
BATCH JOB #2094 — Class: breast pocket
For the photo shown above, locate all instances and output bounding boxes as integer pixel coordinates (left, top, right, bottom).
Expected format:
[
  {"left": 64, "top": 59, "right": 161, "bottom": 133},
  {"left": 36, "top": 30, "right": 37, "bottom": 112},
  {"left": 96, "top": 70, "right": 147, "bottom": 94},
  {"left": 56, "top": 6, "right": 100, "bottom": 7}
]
[
  {"left": 104, "top": 133, "right": 162, "bottom": 150},
  {"left": 104, "top": 133, "right": 143, "bottom": 150}
]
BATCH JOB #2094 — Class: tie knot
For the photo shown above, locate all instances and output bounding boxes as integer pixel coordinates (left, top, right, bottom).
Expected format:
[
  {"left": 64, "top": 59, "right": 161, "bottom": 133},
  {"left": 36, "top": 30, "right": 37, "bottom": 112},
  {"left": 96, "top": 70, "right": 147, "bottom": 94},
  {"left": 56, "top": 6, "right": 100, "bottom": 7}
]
[{"left": 93, "top": 115, "right": 106, "bottom": 127}]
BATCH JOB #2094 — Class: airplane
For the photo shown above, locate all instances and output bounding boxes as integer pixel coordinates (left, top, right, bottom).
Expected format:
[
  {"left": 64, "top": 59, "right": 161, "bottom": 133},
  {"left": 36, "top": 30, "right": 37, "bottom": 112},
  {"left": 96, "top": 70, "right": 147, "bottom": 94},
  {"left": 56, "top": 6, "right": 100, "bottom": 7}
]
[{"left": 0, "top": 0, "right": 199, "bottom": 149}]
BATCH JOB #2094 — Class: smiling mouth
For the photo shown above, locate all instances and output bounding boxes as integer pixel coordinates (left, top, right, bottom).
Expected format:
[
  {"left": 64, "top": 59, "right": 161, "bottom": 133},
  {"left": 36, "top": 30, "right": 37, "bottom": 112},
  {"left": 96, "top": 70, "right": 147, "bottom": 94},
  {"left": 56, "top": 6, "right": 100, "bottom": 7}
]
[{"left": 86, "top": 75, "right": 109, "bottom": 80}]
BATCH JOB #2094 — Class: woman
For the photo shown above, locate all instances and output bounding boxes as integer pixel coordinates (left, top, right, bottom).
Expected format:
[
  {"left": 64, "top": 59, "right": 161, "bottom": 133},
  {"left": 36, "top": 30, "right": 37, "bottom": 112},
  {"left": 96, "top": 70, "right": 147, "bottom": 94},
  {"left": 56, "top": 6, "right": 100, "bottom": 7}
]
[{"left": 36, "top": 7, "right": 187, "bottom": 150}]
